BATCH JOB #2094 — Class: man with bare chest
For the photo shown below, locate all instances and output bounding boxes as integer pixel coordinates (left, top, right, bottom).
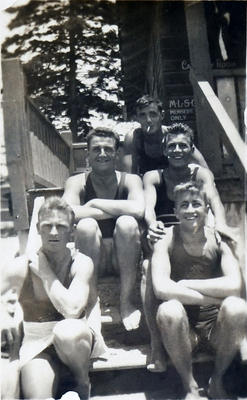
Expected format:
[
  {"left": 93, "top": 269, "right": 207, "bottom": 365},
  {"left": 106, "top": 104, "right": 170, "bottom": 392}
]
[
  {"left": 2, "top": 197, "right": 106, "bottom": 399},
  {"left": 63, "top": 127, "right": 145, "bottom": 331}
]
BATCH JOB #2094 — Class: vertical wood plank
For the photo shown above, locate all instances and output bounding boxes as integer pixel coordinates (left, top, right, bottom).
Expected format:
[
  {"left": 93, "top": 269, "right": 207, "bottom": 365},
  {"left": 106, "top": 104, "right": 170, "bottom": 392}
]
[
  {"left": 2, "top": 59, "right": 33, "bottom": 231},
  {"left": 185, "top": 2, "right": 222, "bottom": 176},
  {"left": 217, "top": 77, "right": 239, "bottom": 130}
]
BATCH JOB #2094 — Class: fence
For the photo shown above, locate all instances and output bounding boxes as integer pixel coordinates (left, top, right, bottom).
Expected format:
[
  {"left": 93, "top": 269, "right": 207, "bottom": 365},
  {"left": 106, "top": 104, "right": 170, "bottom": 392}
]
[{"left": 2, "top": 58, "right": 71, "bottom": 249}]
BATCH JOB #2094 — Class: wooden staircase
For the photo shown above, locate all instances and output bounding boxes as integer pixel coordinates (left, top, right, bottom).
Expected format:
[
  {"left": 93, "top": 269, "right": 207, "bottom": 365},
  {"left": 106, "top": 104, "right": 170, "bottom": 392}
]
[
  {"left": 91, "top": 276, "right": 214, "bottom": 374},
  {"left": 0, "top": 181, "right": 14, "bottom": 235}
]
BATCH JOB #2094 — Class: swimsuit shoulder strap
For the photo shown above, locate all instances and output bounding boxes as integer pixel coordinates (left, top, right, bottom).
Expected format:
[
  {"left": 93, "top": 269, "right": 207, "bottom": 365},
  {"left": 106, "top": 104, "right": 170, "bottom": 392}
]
[{"left": 116, "top": 171, "right": 127, "bottom": 199}]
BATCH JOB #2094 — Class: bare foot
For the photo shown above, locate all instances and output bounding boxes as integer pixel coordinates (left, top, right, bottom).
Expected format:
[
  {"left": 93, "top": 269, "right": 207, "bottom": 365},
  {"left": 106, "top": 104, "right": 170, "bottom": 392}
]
[
  {"left": 121, "top": 305, "right": 141, "bottom": 331},
  {"left": 208, "top": 377, "right": 229, "bottom": 399},
  {"left": 70, "top": 383, "right": 91, "bottom": 400},
  {"left": 60, "top": 391, "right": 80, "bottom": 400},
  {"left": 185, "top": 386, "right": 208, "bottom": 400},
  {"left": 147, "top": 346, "right": 167, "bottom": 373}
]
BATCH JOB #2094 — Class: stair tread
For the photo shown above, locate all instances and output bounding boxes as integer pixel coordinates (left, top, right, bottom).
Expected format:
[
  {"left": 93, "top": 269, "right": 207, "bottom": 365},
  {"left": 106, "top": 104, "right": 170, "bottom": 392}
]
[
  {"left": 90, "top": 341, "right": 213, "bottom": 372},
  {"left": 101, "top": 305, "right": 121, "bottom": 325},
  {"left": 90, "top": 344, "right": 149, "bottom": 371}
]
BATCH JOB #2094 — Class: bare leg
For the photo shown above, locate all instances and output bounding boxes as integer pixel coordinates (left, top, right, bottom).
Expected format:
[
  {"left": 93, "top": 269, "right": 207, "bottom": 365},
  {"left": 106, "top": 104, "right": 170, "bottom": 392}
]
[
  {"left": 53, "top": 319, "right": 93, "bottom": 400},
  {"left": 21, "top": 353, "right": 60, "bottom": 399},
  {"left": 209, "top": 296, "right": 247, "bottom": 399},
  {"left": 113, "top": 215, "right": 141, "bottom": 331},
  {"left": 1, "top": 358, "right": 20, "bottom": 399},
  {"left": 75, "top": 218, "right": 102, "bottom": 279},
  {"left": 140, "top": 258, "right": 167, "bottom": 372},
  {"left": 75, "top": 218, "right": 102, "bottom": 322},
  {"left": 156, "top": 300, "right": 203, "bottom": 399}
]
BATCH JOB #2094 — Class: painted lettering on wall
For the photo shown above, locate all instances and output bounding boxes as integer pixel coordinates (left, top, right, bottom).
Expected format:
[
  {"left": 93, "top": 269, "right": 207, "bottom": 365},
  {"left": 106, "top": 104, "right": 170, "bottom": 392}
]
[{"left": 167, "top": 96, "right": 195, "bottom": 122}]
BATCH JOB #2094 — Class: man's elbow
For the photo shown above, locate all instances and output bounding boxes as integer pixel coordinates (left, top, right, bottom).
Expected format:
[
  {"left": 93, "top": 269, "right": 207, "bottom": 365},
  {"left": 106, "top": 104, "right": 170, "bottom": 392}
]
[
  {"left": 227, "top": 278, "right": 242, "bottom": 298},
  {"left": 63, "top": 305, "right": 83, "bottom": 319},
  {"left": 135, "top": 208, "right": 144, "bottom": 220},
  {"left": 230, "top": 283, "right": 241, "bottom": 298},
  {"left": 153, "top": 286, "right": 166, "bottom": 301},
  {"left": 133, "top": 203, "right": 145, "bottom": 220}
]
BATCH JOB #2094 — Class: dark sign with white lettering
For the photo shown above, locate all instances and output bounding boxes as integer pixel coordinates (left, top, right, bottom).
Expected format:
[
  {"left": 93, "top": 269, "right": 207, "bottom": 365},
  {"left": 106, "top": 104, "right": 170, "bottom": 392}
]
[{"left": 165, "top": 96, "right": 195, "bottom": 124}]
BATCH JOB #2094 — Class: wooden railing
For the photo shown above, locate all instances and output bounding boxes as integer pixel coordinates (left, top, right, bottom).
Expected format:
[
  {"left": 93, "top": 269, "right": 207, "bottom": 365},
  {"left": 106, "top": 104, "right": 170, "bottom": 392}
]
[
  {"left": 26, "top": 97, "right": 70, "bottom": 187},
  {"left": 190, "top": 68, "right": 247, "bottom": 178},
  {"left": 2, "top": 58, "right": 71, "bottom": 249}
]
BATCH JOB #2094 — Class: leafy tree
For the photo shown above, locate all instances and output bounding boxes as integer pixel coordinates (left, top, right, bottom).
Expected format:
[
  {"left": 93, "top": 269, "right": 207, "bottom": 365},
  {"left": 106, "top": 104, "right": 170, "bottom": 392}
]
[{"left": 2, "top": 0, "right": 123, "bottom": 141}]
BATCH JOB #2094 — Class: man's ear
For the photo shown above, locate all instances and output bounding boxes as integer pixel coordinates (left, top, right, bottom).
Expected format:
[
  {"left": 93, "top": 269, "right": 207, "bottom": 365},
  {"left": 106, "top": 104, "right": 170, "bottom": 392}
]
[
  {"left": 69, "top": 223, "right": 75, "bottom": 242},
  {"left": 163, "top": 144, "right": 168, "bottom": 157},
  {"left": 174, "top": 206, "right": 179, "bottom": 220}
]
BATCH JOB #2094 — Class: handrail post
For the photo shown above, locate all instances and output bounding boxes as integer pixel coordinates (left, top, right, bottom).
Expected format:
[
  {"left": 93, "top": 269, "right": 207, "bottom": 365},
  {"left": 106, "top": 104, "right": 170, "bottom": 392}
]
[
  {"left": 2, "top": 58, "right": 34, "bottom": 252},
  {"left": 185, "top": 2, "right": 222, "bottom": 176}
]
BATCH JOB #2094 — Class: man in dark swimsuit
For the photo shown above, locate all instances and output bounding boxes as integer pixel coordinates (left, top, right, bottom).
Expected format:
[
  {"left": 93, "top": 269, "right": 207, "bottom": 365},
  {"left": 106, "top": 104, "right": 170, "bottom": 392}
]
[
  {"left": 143, "top": 122, "right": 230, "bottom": 244},
  {"left": 2, "top": 197, "right": 106, "bottom": 399},
  {"left": 63, "top": 127, "right": 144, "bottom": 331},
  {"left": 147, "top": 182, "right": 247, "bottom": 399},
  {"left": 141, "top": 123, "right": 235, "bottom": 373},
  {"left": 123, "top": 95, "right": 208, "bottom": 175}
]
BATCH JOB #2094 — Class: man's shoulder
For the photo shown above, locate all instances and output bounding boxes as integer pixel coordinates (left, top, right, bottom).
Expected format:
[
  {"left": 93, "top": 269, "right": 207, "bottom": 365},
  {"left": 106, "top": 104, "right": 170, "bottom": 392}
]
[
  {"left": 121, "top": 171, "right": 142, "bottom": 185},
  {"left": 1, "top": 255, "right": 28, "bottom": 295},
  {"left": 156, "top": 226, "right": 174, "bottom": 247},
  {"left": 67, "top": 172, "right": 86, "bottom": 183},
  {"left": 71, "top": 251, "right": 93, "bottom": 277},
  {"left": 143, "top": 169, "right": 161, "bottom": 183},
  {"left": 189, "top": 163, "right": 212, "bottom": 179},
  {"left": 64, "top": 172, "right": 86, "bottom": 190}
]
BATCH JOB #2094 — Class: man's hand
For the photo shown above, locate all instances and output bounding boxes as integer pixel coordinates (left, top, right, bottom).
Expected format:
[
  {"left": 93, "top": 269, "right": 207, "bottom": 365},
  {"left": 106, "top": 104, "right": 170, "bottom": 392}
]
[
  {"left": 215, "top": 223, "right": 238, "bottom": 249},
  {"left": 147, "top": 220, "right": 167, "bottom": 245},
  {"left": 1, "top": 302, "right": 20, "bottom": 353}
]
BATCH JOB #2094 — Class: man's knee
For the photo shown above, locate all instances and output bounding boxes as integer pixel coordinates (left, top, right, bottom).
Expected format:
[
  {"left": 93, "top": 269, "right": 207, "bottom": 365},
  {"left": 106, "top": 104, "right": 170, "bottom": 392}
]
[
  {"left": 53, "top": 319, "right": 92, "bottom": 349},
  {"left": 220, "top": 296, "right": 247, "bottom": 321},
  {"left": 76, "top": 218, "right": 100, "bottom": 239},
  {"left": 114, "top": 215, "right": 139, "bottom": 239},
  {"left": 156, "top": 300, "right": 185, "bottom": 328}
]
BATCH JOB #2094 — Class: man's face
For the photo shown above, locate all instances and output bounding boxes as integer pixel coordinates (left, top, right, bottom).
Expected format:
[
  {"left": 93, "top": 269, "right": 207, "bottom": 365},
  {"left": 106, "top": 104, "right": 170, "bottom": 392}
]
[
  {"left": 175, "top": 192, "right": 207, "bottom": 231},
  {"left": 37, "top": 209, "right": 72, "bottom": 252},
  {"left": 88, "top": 136, "right": 117, "bottom": 171},
  {"left": 164, "top": 133, "right": 192, "bottom": 167},
  {"left": 136, "top": 103, "right": 163, "bottom": 135}
]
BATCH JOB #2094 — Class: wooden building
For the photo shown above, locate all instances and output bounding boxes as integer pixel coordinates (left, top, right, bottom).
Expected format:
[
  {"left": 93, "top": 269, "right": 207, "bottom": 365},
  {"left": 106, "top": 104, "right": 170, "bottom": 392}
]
[
  {"left": 1, "top": 1, "right": 246, "bottom": 248},
  {"left": 1, "top": 1, "right": 247, "bottom": 390},
  {"left": 117, "top": 0, "right": 246, "bottom": 186}
]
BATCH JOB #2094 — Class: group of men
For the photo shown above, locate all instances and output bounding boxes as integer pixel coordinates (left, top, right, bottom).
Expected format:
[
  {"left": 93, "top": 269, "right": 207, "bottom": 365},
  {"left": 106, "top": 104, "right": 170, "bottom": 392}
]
[{"left": 2, "top": 95, "right": 247, "bottom": 400}]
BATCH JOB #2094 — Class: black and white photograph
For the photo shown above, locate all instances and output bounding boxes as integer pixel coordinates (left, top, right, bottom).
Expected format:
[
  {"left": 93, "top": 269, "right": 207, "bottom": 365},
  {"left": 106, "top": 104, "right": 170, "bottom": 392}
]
[{"left": 1, "top": 1, "right": 246, "bottom": 399}]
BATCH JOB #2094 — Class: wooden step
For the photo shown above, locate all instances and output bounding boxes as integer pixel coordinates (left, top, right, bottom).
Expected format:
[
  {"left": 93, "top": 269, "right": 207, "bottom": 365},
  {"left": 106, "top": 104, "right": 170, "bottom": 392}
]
[
  {"left": 90, "top": 344, "right": 149, "bottom": 371},
  {"left": 90, "top": 342, "right": 213, "bottom": 372},
  {"left": 101, "top": 305, "right": 121, "bottom": 325}
]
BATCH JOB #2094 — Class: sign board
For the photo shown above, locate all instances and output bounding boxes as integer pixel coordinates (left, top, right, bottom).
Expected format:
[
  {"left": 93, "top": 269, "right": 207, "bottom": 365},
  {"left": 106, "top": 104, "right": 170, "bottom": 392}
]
[{"left": 164, "top": 95, "right": 195, "bottom": 124}]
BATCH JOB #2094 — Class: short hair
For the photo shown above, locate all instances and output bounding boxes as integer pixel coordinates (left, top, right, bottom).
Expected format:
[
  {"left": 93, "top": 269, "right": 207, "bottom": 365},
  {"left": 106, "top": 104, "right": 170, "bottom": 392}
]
[
  {"left": 173, "top": 182, "right": 208, "bottom": 206},
  {"left": 86, "top": 127, "right": 120, "bottom": 150},
  {"left": 38, "top": 196, "right": 75, "bottom": 227},
  {"left": 135, "top": 95, "right": 164, "bottom": 113},
  {"left": 162, "top": 123, "right": 194, "bottom": 148}
]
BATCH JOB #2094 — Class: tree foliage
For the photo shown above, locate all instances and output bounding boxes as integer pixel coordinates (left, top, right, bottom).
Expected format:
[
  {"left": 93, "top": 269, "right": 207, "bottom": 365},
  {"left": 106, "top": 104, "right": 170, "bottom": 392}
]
[{"left": 2, "top": 0, "right": 123, "bottom": 141}]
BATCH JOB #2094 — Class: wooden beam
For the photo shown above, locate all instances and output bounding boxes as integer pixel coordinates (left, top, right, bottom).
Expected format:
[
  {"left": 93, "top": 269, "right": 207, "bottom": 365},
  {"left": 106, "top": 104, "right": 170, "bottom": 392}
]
[
  {"left": 190, "top": 69, "right": 246, "bottom": 175},
  {"left": 185, "top": 2, "right": 222, "bottom": 176},
  {"left": 2, "top": 59, "right": 33, "bottom": 232}
]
